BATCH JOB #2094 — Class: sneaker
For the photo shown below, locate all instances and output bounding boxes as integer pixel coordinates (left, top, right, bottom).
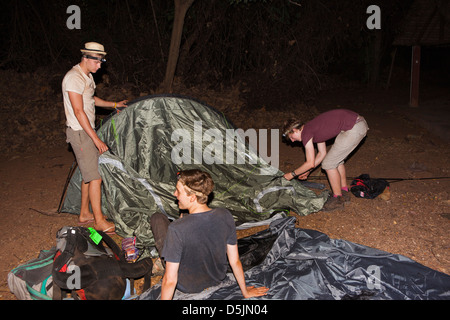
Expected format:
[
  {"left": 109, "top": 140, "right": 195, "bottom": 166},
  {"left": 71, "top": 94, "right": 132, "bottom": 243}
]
[{"left": 321, "top": 196, "right": 345, "bottom": 212}]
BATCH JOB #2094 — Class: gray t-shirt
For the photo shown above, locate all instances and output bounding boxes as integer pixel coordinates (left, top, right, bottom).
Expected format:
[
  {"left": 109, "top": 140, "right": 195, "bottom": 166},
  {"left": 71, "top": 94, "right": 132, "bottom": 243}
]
[{"left": 162, "top": 208, "right": 237, "bottom": 293}]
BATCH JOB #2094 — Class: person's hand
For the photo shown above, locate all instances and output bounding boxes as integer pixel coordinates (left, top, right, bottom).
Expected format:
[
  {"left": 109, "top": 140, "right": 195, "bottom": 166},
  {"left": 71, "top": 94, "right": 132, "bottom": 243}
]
[
  {"left": 283, "top": 172, "right": 293, "bottom": 180},
  {"left": 116, "top": 100, "right": 128, "bottom": 108},
  {"left": 243, "top": 286, "right": 269, "bottom": 298},
  {"left": 297, "top": 172, "right": 309, "bottom": 180},
  {"left": 94, "top": 138, "right": 109, "bottom": 154}
]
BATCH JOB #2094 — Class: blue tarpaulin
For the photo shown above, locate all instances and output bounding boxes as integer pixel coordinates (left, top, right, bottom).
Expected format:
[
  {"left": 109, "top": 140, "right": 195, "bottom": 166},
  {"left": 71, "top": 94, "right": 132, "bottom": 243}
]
[{"left": 139, "top": 216, "right": 450, "bottom": 300}]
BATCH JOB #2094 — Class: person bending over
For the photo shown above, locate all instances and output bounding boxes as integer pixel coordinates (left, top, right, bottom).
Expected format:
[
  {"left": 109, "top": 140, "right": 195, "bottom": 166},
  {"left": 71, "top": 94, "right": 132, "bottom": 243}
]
[{"left": 282, "top": 109, "right": 368, "bottom": 211}]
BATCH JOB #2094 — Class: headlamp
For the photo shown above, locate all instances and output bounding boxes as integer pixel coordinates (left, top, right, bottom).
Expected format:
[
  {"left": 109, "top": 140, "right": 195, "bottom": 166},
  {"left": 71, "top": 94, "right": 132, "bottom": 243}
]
[{"left": 83, "top": 54, "right": 106, "bottom": 63}]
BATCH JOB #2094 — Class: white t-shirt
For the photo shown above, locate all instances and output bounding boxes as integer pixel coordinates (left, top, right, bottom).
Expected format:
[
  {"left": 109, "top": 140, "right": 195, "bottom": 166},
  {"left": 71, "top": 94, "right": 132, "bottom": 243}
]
[{"left": 62, "top": 64, "right": 96, "bottom": 130}]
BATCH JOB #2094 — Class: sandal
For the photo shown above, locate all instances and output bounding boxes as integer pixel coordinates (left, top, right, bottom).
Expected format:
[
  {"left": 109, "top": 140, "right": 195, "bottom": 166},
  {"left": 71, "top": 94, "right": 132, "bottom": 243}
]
[{"left": 101, "top": 225, "right": 116, "bottom": 235}]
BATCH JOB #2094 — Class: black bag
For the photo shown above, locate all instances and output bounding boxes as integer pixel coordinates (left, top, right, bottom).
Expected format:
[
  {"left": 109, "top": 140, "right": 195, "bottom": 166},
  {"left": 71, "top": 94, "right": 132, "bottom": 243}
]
[
  {"left": 52, "top": 226, "right": 152, "bottom": 300},
  {"left": 350, "top": 174, "right": 389, "bottom": 199}
]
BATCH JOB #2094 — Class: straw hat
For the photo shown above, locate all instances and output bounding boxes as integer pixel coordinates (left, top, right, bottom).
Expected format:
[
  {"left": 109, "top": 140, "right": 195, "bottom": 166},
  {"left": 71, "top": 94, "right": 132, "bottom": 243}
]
[{"left": 80, "top": 42, "right": 107, "bottom": 56}]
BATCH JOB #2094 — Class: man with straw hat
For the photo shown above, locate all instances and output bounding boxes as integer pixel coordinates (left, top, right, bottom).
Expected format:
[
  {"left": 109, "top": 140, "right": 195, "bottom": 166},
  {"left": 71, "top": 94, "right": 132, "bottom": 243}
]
[{"left": 62, "top": 42, "right": 128, "bottom": 234}]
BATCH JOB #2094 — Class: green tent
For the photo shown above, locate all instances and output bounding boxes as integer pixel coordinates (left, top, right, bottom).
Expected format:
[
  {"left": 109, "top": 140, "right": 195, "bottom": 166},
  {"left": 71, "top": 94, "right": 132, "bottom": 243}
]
[{"left": 60, "top": 95, "right": 328, "bottom": 251}]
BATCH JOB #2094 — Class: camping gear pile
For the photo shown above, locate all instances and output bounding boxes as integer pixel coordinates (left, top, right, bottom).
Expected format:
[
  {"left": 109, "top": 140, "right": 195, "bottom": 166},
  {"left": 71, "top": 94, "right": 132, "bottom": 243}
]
[{"left": 8, "top": 226, "right": 152, "bottom": 300}]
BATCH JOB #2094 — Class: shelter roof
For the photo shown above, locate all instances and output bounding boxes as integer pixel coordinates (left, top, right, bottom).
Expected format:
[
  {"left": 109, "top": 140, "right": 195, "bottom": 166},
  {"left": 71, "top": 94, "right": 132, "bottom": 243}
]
[{"left": 394, "top": 0, "right": 450, "bottom": 46}]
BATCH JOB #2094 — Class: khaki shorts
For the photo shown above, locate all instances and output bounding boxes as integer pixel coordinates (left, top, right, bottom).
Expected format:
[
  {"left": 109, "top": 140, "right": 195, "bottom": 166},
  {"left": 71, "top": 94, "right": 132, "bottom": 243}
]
[
  {"left": 66, "top": 128, "right": 102, "bottom": 183},
  {"left": 322, "top": 117, "right": 369, "bottom": 170}
]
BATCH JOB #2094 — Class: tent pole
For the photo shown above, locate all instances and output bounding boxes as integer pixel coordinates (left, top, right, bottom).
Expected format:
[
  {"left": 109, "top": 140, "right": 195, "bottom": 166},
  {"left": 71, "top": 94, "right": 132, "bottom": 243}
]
[{"left": 57, "top": 161, "right": 77, "bottom": 213}]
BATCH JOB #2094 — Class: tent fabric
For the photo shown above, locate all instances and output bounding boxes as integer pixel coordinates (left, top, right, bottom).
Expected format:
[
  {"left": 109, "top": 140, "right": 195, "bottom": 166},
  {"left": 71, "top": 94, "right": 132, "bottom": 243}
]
[
  {"left": 60, "top": 95, "right": 328, "bottom": 250},
  {"left": 139, "top": 217, "right": 450, "bottom": 300}
]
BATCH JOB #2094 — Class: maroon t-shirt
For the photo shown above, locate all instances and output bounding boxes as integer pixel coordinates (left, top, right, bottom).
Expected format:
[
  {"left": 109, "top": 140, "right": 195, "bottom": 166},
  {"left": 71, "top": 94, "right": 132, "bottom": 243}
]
[{"left": 301, "top": 109, "right": 358, "bottom": 146}]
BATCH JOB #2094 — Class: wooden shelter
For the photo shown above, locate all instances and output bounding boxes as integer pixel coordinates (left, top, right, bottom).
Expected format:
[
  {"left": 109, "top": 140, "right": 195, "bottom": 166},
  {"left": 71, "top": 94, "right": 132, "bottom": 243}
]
[{"left": 392, "top": 0, "right": 450, "bottom": 107}]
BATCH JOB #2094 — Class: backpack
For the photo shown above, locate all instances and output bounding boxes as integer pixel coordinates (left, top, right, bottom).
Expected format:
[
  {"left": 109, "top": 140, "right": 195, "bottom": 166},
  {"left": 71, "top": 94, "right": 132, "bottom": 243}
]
[
  {"left": 7, "top": 248, "right": 57, "bottom": 300},
  {"left": 350, "top": 174, "right": 389, "bottom": 199},
  {"left": 52, "top": 226, "right": 153, "bottom": 300}
]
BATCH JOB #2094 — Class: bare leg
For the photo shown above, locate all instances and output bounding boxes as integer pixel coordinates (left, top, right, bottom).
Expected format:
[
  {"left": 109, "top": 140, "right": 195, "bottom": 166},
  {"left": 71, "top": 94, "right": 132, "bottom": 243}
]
[
  {"left": 150, "top": 212, "right": 170, "bottom": 256},
  {"left": 89, "top": 179, "right": 115, "bottom": 232},
  {"left": 337, "top": 164, "right": 348, "bottom": 189},
  {"left": 79, "top": 181, "right": 94, "bottom": 223},
  {"left": 325, "top": 168, "right": 343, "bottom": 196}
]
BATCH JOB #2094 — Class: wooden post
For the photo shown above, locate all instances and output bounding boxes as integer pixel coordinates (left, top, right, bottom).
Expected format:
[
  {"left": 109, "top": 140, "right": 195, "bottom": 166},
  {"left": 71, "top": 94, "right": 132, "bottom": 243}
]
[
  {"left": 386, "top": 47, "right": 397, "bottom": 89},
  {"left": 410, "top": 45, "right": 421, "bottom": 107}
]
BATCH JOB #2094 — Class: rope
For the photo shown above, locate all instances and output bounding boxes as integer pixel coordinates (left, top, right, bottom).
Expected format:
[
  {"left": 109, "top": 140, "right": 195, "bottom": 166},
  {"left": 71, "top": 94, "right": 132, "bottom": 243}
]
[{"left": 306, "top": 175, "right": 450, "bottom": 183}]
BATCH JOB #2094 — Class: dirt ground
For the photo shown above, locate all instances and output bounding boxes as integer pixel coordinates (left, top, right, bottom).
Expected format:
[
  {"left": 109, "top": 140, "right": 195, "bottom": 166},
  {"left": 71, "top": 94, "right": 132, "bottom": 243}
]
[{"left": 0, "top": 70, "right": 449, "bottom": 300}]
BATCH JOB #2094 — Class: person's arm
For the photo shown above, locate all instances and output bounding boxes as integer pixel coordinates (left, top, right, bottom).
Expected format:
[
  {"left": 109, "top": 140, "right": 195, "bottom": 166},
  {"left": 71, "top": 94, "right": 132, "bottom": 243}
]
[
  {"left": 68, "top": 91, "right": 108, "bottom": 154},
  {"left": 160, "top": 261, "right": 180, "bottom": 300},
  {"left": 94, "top": 96, "right": 128, "bottom": 109},
  {"left": 314, "top": 142, "right": 327, "bottom": 167},
  {"left": 284, "top": 138, "right": 316, "bottom": 180},
  {"left": 227, "top": 244, "right": 269, "bottom": 298}
]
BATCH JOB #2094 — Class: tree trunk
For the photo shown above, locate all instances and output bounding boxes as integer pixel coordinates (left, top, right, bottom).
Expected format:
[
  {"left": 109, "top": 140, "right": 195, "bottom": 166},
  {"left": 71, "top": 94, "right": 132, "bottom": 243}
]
[{"left": 161, "top": 0, "right": 195, "bottom": 92}]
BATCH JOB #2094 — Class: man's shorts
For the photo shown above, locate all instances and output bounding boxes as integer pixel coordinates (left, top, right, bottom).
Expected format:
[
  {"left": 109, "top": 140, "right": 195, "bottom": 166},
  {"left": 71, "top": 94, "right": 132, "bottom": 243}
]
[
  {"left": 322, "top": 117, "right": 369, "bottom": 170},
  {"left": 66, "top": 128, "right": 102, "bottom": 183}
]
